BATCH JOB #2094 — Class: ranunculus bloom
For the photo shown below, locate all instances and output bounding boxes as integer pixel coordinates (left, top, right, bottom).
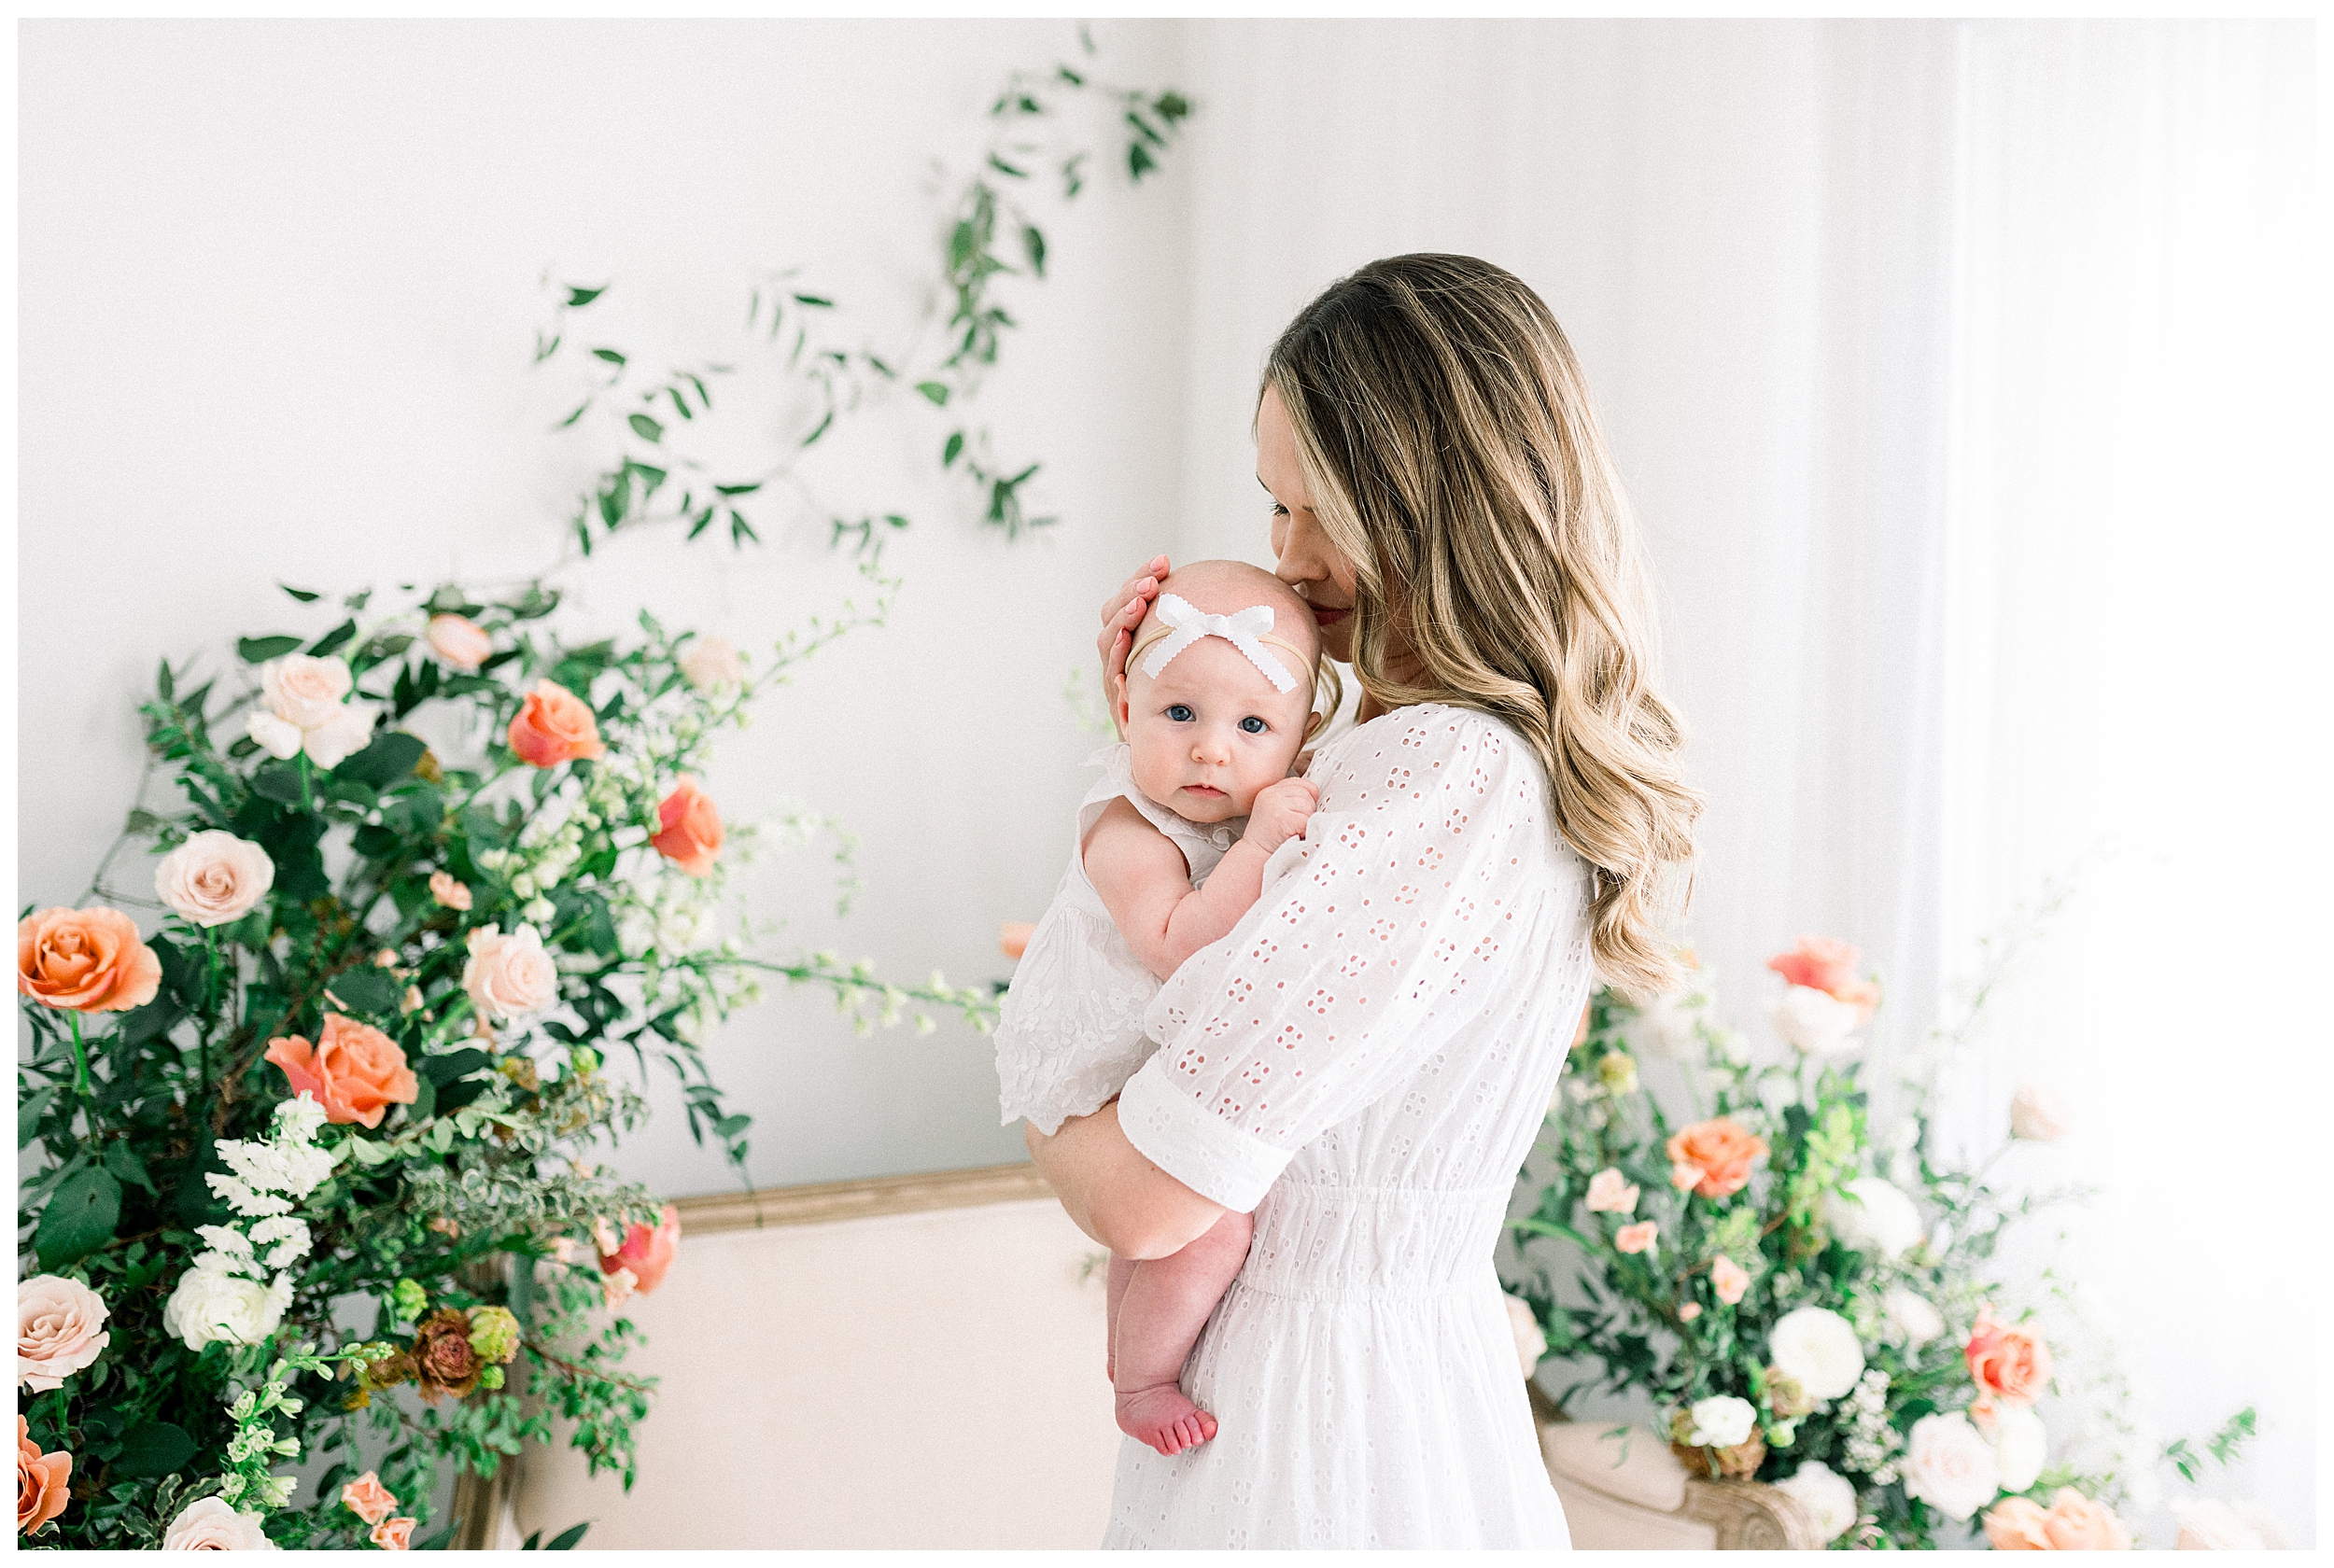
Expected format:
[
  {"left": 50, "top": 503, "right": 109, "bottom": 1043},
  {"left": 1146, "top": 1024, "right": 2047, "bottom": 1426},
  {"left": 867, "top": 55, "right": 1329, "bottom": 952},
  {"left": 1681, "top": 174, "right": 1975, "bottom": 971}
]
[
  {"left": 265, "top": 1015, "right": 418, "bottom": 1129},
  {"left": 1503, "top": 1294, "right": 1546, "bottom": 1377},
  {"left": 425, "top": 614, "right": 493, "bottom": 672},
  {"left": 161, "top": 1259, "right": 292, "bottom": 1352},
  {"left": 462, "top": 924, "right": 557, "bottom": 1023},
  {"left": 1585, "top": 1168, "right": 1640, "bottom": 1213},
  {"left": 1985, "top": 1495, "right": 2054, "bottom": 1550},
  {"left": 1710, "top": 1254, "right": 1750, "bottom": 1305},
  {"left": 1776, "top": 1461, "right": 1859, "bottom": 1545},
  {"left": 999, "top": 921, "right": 1034, "bottom": 960},
  {"left": 1665, "top": 1118, "right": 1768, "bottom": 1199},
  {"left": 506, "top": 680, "right": 604, "bottom": 768},
  {"left": 2010, "top": 1082, "right": 2073, "bottom": 1142},
  {"left": 1685, "top": 1394, "right": 1757, "bottom": 1449},
  {"left": 1614, "top": 1220, "right": 1658, "bottom": 1254},
  {"left": 154, "top": 832, "right": 275, "bottom": 929},
  {"left": 412, "top": 1309, "right": 485, "bottom": 1403},
  {"left": 680, "top": 634, "right": 745, "bottom": 692},
  {"left": 650, "top": 776, "right": 724, "bottom": 877},
  {"left": 371, "top": 1517, "right": 417, "bottom": 1550},
  {"left": 1825, "top": 1175, "right": 1924, "bottom": 1257},
  {"left": 162, "top": 1495, "right": 277, "bottom": 1550},
  {"left": 17, "top": 1415, "right": 71, "bottom": 1536},
  {"left": 1966, "top": 1308, "right": 2053, "bottom": 1407},
  {"left": 598, "top": 1203, "right": 682, "bottom": 1295},
  {"left": 1769, "top": 1305, "right": 1865, "bottom": 1400},
  {"left": 429, "top": 871, "right": 472, "bottom": 912},
  {"left": 1901, "top": 1411, "right": 2002, "bottom": 1522},
  {"left": 1766, "top": 935, "right": 1881, "bottom": 1020},
  {"left": 2038, "top": 1487, "right": 2132, "bottom": 1550},
  {"left": 18, "top": 906, "right": 162, "bottom": 1014},
  {"left": 339, "top": 1471, "right": 397, "bottom": 1527},
  {"left": 18, "top": 1275, "right": 109, "bottom": 1393}
]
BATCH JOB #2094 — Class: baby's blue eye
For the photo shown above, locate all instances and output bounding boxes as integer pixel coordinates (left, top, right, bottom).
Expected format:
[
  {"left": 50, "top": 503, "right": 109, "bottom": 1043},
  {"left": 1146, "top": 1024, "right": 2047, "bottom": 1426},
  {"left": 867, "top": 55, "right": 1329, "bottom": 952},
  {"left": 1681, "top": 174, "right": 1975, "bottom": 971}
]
[
  {"left": 1166, "top": 705, "right": 1194, "bottom": 722},
  {"left": 1240, "top": 717, "right": 1268, "bottom": 735}
]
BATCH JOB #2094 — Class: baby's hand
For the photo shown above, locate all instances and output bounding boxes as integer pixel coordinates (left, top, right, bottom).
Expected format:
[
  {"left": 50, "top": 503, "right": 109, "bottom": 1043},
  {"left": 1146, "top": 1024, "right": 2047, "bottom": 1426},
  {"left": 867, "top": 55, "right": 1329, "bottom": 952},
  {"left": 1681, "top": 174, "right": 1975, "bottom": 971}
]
[{"left": 1243, "top": 777, "right": 1319, "bottom": 856}]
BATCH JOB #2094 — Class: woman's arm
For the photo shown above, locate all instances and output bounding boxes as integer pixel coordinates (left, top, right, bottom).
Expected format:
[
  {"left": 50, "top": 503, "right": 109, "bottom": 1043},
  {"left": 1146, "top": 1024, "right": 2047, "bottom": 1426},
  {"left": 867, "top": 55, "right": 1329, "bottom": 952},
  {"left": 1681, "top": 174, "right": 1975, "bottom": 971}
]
[{"left": 1023, "top": 1099, "right": 1230, "bottom": 1260}]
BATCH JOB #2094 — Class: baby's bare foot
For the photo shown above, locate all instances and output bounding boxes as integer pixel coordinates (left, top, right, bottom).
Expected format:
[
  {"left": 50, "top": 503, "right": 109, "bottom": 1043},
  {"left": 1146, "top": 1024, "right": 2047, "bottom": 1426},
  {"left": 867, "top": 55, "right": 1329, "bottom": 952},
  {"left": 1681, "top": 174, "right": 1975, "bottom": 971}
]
[{"left": 1115, "top": 1382, "right": 1219, "bottom": 1456}]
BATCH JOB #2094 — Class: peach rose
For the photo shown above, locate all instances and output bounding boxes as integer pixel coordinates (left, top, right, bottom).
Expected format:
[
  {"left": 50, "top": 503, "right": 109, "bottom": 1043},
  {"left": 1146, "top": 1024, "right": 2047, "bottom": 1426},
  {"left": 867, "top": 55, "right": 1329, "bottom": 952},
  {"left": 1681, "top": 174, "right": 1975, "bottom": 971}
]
[
  {"left": 1615, "top": 1221, "right": 1658, "bottom": 1254},
  {"left": 999, "top": 921, "right": 1034, "bottom": 960},
  {"left": 680, "top": 634, "right": 745, "bottom": 692},
  {"left": 1665, "top": 1118, "right": 1769, "bottom": 1199},
  {"left": 2040, "top": 1487, "right": 2131, "bottom": 1550},
  {"left": 462, "top": 924, "right": 557, "bottom": 1023},
  {"left": 371, "top": 1517, "right": 416, "bottom": 1550},
  {"left": 598, "top": 1203, "right": 682, "bottom": 1295},
  {"left": 18, "top": 906, "right": 162, "bottom": 1014},
  {"left": 1711, "top": 1254, "right": 1751, "bottom": 1306},
  {"left": 425, "top": 614, "right": 492, "bottom": 672},
  {"left": 428, "top": 871, "right": 471, "bottom": 912},
  {"left": 1984, "top": 1495, "right": 2053, "bottom": 1550},
  {"left": 339, "top": 1471, "right": 396, "bottom": 1527},
  {"left": 1965, "top": 1308, "right": 2053, "bottom": 1407},
  {"left": 154, "top": 832, "right": 275, "bottom": 929},
  {"left": 263, "top": 1015, "right": 419, "bottom": 1129},
  {"left": 17, "top": 1415, "right": 71, "bottom": 1536},
  {"left": 650, "top": 776, "right": 724, "bottom": 877},
  {"left": 1585, "top": 1168, "right": 1640, "bottom": 1214},
  {"left": 1677, "top": 1302, "right": 1703, "bottom": 1322},
  {"left": 1670, "top": 1161, "right": 1704, "bottom": 1191},
  {"left": 506, "top": 680, "right": 604, "bottom": 768},
  {"left": 1766, "top": 934, "right": 1881, "bottom": 1019},
  {"left": 18, "top": 1275, "right": 109, "bottom": 1393},
  {"left": 161, "top": 1495, "right": 274, "bottom": 1550}
]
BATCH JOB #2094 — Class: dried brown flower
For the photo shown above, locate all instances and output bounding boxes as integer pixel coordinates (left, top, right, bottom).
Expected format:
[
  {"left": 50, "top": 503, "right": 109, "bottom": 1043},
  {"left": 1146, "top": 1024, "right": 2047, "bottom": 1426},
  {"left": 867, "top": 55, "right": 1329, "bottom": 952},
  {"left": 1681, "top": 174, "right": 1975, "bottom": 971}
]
[{"left": 411, "top": 1309, "right": 484, "bottom": 1403}]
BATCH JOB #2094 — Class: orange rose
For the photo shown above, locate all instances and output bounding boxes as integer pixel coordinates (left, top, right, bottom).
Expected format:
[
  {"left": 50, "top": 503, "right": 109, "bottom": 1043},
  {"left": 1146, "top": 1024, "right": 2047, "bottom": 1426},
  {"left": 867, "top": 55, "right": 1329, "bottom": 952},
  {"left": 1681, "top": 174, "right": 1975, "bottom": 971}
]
[
  {"left": 650, "top": 776, "right": 724, "bottom": 877},
  {"left": 598, "top": 1203, "right": 682, "bottom": 1295},
  {"left": 506, "top": 680, "right": 605, "bottom": 768},
  {"left": 264, "top": 1015, "right": 419, "bottom": 1129},
  {"left": 1965, "top": 1309, "right": 2053, "bottom": 1407},
  {"left": 17, "top": 1415, "right": 71, "bottom": 1537},
  {"left": 1665, "top": 1117, "right": 1769, "bottom": 1199},
  {"left": 1983, "top": 1496, "right": 2052, "bottom": 1550},
  {"left": 1767, "top": 935, "right": 1880, "bottom": 1021},
  {"left": 339, "top": 1470, "right": 397, "bottom": 1527},
  {"left": 18, "top": 907, "right": 162, "bottom": 1014},
  {"left": 2040, "top": 1487, "right": 2131, "bottom": 1550}
]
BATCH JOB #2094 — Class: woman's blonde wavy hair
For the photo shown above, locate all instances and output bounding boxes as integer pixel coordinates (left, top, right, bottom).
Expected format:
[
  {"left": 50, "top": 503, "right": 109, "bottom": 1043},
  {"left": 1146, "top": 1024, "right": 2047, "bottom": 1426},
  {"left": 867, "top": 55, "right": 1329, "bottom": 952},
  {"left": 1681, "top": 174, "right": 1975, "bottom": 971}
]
[{"left": 1263, "top": 254, "right": 1702, "bottom": 1001}]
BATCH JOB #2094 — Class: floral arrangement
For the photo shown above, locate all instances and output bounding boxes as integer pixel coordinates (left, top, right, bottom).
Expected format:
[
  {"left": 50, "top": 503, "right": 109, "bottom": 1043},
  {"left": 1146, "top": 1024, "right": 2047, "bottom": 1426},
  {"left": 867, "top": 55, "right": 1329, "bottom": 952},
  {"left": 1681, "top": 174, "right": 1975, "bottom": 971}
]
[
  {"left": 16, "top": 580, "right": 994, "bottom": 1548},
  {"left": 1505, "top": 933, "right": 2258, "bottom": 1550}
]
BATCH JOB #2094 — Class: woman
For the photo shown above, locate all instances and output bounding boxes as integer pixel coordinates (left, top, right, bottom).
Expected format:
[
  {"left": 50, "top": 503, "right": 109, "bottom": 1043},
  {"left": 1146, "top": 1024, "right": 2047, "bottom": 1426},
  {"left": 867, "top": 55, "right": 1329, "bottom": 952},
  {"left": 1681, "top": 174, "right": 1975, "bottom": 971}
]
[{"left": 1025, "top": 254, "right": 1701, "bottom": 1549}]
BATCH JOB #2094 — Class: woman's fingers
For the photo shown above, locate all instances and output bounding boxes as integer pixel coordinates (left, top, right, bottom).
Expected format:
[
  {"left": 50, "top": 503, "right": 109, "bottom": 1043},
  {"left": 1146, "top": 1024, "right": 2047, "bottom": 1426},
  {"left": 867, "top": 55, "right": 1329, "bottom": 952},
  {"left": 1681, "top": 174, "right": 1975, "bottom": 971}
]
[{"left": 1095, "top": 554, "right": 1171, "bottom": 628}]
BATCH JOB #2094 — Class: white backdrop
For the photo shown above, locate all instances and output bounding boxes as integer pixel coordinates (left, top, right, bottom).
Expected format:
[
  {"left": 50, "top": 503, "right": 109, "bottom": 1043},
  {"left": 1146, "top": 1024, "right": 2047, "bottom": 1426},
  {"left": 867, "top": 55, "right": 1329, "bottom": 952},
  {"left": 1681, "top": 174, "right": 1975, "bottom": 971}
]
[{"left": 17, "top": 17, "right": 2316, "bottom": 1547}]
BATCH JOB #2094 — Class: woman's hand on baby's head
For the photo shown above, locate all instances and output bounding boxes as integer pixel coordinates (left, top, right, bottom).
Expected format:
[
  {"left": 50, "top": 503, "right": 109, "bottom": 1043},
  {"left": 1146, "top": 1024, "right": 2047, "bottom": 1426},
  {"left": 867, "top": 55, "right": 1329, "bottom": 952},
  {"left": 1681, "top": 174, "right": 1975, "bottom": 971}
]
[
  {"left": 1097, "top": 554, "right": 1172, "bottom": 726},
  {"left": 1242, "top": 777, "right": 1319, "bottom": 856}
]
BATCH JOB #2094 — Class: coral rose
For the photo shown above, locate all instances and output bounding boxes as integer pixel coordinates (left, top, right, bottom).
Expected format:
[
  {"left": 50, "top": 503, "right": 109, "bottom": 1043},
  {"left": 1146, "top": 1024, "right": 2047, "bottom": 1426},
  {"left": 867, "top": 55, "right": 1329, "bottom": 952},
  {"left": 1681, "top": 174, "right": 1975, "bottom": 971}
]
[
  {"left": 154, "top": 832, "right": 275, "bottom": 929},
  {"left": 1966, "top": 1308, "right": 2053, "bottom": 1407},
  {"left": 1767, "top": 935, "right": 1882, "bottom": 1020},
  {"left": 507, "top": 680, "right": 604, "bottom": 768},
  {"left": 1710, "top": 1254, "right": 1751, "bottom": 1306},
  {"left": 1614, "top": 1220, "right": 1658, "bottom": 1254},
  {"left": 162, "top": 1495, "right": 276, "bottom": 1550},
  {"left": 428, "top": 871, "right": 471, "bottom": 912},
  {"left": 598, "top": 1203, "right": 682, "bottom": 1295},
  {"left": 263, "top": 1015, "right": 418, "bottom": 1129},
  {"left": 1985, "top": 1495, "right": 2053, "bottom": 1550},
  {"left": 425, "top": 614, "right": 492, "bottom": 672},
  {"left": 17, "top": 1415, "right": 71, "bottom": 1536},
  {"left": 371, "top": 1517, "right": 417, "bottom": 1550},
  {"left": 18, "top": 1275, "right": 109, "bottom": 1393},
  {"left": 650, "top": 776, "right": 724, "bottom": 877},
  {"left": 18, "top": 906, "right": 162, "bottom": 1013},
  {"left": 2038, "top": 1487, "right": 2132, "bottom": 1549},
  {"left": 339, "top": 1471, "right": 397, "bottom": 1527},
  {"left": 1666, "top": 1117, "right": 1769, "bottom": 1199},
  {"left": 412, "top": 1309, "right": 485, "bottom": 1403},
  {"left": 462, "top": 924, "right": 557, "bottom": 1023}
]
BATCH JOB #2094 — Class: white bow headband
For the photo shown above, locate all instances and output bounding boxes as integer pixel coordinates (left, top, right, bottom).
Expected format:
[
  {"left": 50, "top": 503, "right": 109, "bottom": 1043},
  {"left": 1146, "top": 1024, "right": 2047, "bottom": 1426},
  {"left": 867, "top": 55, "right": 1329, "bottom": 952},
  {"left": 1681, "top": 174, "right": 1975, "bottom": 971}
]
[{"left": 1130, "top": 594, "right": 1310, "bottom": 695}]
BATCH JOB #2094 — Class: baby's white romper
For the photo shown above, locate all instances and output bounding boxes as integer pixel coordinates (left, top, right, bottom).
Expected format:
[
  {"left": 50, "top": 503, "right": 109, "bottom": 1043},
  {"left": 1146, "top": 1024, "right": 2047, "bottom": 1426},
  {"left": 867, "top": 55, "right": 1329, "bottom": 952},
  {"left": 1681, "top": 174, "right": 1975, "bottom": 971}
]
[{"left": 994, "top": 742, "right": 1239, "bottom": 1136}]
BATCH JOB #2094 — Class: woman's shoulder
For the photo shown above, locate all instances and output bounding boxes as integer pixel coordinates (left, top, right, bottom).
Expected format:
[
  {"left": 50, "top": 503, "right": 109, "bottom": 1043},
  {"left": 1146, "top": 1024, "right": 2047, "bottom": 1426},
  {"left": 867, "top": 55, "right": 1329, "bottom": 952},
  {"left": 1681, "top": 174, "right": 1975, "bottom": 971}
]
[{"left": 1315, "top": 701, "right": 1544, "bottom": 788}]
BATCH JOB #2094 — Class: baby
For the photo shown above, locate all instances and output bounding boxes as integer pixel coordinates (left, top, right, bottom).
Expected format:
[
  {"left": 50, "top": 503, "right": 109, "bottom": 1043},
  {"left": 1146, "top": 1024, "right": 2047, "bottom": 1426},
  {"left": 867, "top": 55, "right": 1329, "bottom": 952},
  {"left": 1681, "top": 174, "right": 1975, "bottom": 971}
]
[{"left": 996, "top": 559, "right": 1324, "bottom": 1458}]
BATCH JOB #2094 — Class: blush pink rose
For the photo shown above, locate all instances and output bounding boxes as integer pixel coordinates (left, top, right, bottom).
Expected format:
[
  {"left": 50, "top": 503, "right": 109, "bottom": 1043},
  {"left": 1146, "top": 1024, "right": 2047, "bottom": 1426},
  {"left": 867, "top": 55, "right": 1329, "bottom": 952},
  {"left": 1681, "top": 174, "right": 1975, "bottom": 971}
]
[
  {"left": 507, "top": 681, "right": 604, "bottom": 768},
  {"left": 264, "top": 1015, "right": 419, "bottom": 1129},
  {"left": 1711, "top": 1254, "right": 1751, "bottom": 1306},
  {"left": 371, "top": 1517, "right": 417, "bottom": 1550},
  {"left": 18, "top": 1276, "right": 109, "bottom": 1393},
  {"left": 1767, "top": 935, "right": 1881, "bottom": 1021},
  {"left": 2039, "top": 1487, "right": 2132, "bottom": 1550},
  {"left": 339, "top": 1471, "right": 397, "bottom": 1527},
  {"left": 598, "top": 1204, "right": 682, "bottom": 1295},
  {"left": 1666, "top": 1118, "right": 1769, "bottom": 1199},
  {"left": 1615, "top": 1221, "right": 1658, "bottom": 1255},
  {"left": 162, "top": 1496, "right": 273, "bottom": 1550},
  {"left": 462, "top": 925, "right": 557, "bottom": 1023},
  {"left": 1966, "top": 1309, "right": 2053, "bottom": 1407},
  {"left": 650, "top": 777, "right": 724, "bottom": 877},
  {"left": 1677, "top": 1302, "right": 1703, "bottom": 1322},
  {"left": 1586, "top": 1168, "right": 1641, "bottom": 1213},
  {"left": 425, "top": 614, "right": 493, "bottom": 672},
  {"left": 680, "top": 634, "right": 744, "bottom": 691},
  {"left": 154, "top": 832, "right": 275, "bottom": 929},
  {"left": 428, "top": 871, "right": 471, "bottom": 912},
  {"left": 18, "top": 907, "right": 162, "bottom": 1014}
]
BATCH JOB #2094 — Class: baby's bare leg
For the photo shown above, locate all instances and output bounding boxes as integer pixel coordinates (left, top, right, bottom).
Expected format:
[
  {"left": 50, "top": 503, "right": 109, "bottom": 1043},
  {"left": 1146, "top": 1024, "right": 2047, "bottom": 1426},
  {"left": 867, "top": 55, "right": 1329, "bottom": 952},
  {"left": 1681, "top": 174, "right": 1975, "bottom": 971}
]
[
  {"left": 1113, "top": 1208, "right": 1256, "bottom": 1456},
  {"left": 1104, "top": 1253, "right": 1134, "bottom": 1382}
]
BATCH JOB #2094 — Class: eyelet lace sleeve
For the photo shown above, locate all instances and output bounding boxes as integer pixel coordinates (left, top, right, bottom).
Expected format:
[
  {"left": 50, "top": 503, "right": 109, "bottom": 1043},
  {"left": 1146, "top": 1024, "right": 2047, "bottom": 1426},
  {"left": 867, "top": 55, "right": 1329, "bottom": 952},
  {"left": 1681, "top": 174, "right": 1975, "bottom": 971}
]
[{"left": 1118, "top": 706, "right": 1559, "bottom": 1211}]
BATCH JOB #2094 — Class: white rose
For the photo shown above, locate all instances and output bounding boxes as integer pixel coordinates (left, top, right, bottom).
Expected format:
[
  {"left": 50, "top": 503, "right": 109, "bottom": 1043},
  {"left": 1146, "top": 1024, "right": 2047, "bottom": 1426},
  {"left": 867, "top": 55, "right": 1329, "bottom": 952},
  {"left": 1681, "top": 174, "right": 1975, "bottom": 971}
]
[
  {"left": 463, "top": 924, "right": 559, "bottom": 1022},
  {"left": 1686, "top": 1394, "right": 1758, "bottom": 1449},
  {"left": 1977, "top": 1400, "right": 2047, "bottom": 1492},
  {"left": 155, "top": 830, "right": 276, "bottom": 928},
  {"left": 1768, "top": 1306, "right": 1866, "bottom": 1401},
  {"left": 2172, "top": 1498, "right": 2288, "bottom": 1551},
  {"left": 1881, "top": 1286, "right": 1946, "bottom": 1347},
  {"left": 161, "top": 1261, "right": 291, "bottom": 1351},
  {"left": 1503, "top": 1294, "right": 1547, "bottom": 1378},
  {"left": 1774, "top": 1460, "right": 1859, "bottom": 1544},
  {"left": 681, "top": 634, "right": 746, "bottom": 692},
  {"left": 260, "top": 653, "right": 354, "bottom": 730},
  {"left": 298, "top": 703, "right": 375, "bottom": 769},
  {"left": 246, "top": 709, "right": 304, "bottom": 760},
  {"left": 2009, "top": 1081, "right": 2073, "bottom": 1142},
  {"left": 1765, "top": 984, "right": 1863, "bottom": 1055},
  {"left": 1825, "top": 1176, "right": 1924, "bottom": 1258},
  {"left": 162, "top": 1496, "right": 279, "bottom": 1551},
  {"left": 1626, "top": 989, "right": 1703, "bottom": 1060},
  {"left": 1900, "top": 1411, "right": 2002, "bottom": 1522}
]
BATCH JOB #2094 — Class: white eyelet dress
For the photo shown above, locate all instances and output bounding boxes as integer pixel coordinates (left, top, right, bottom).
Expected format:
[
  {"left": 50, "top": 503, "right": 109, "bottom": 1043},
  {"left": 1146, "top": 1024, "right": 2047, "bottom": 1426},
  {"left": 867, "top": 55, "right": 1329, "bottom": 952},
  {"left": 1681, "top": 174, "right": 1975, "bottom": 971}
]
[
  {"left": 995, "top": 743, "right": 1241, "bottom": 1137},
  {"left": 1102, "top": 705, "right": 1589, "bottom": 1549}
]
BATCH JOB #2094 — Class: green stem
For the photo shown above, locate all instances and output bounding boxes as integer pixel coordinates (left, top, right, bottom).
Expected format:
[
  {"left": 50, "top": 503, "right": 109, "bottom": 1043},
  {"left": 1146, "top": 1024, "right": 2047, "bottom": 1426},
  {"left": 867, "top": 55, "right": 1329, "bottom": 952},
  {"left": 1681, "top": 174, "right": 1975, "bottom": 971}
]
[
  {"left": 201, "top": 929, "right": 221, "bottom": 1096},
  {"left": 67, "top": 1012, "right": 91, "bottom": 1101},
  {"left": 297, "top": 752, "right": 315, "bottom": 813}
]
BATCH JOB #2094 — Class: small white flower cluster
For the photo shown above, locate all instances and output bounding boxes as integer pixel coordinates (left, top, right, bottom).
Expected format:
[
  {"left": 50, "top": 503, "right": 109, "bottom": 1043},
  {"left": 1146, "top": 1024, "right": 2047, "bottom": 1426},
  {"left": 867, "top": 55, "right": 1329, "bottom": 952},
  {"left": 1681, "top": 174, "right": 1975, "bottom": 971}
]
[
  {"left": 1839, "top": 1366, "right": 1904, "bottom": 1482},
  {"left": 162, "top": 1095, "right": 333, "bottom": 1352}
]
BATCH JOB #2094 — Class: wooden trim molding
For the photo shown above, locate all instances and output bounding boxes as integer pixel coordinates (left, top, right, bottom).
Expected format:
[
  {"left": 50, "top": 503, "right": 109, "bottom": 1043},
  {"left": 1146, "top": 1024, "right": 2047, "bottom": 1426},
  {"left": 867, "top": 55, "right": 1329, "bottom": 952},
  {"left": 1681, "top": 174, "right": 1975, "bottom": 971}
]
[{"left": 669, "top": 1160, "right": 1057, "bottom": 1236}]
